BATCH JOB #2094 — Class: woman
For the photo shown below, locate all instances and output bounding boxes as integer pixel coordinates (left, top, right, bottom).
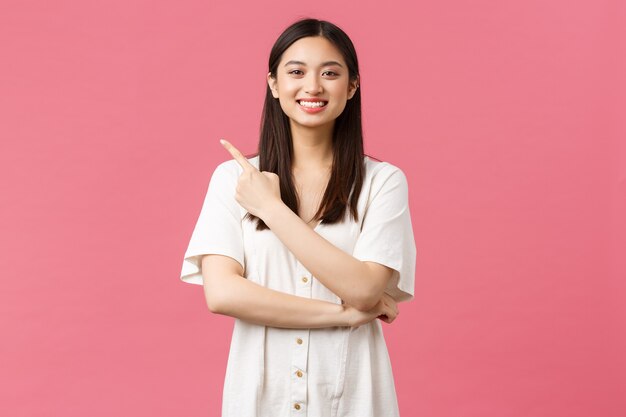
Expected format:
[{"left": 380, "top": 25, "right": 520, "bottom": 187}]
[{"left": 181, "top": 18, "right": 417, "bottom": 417}]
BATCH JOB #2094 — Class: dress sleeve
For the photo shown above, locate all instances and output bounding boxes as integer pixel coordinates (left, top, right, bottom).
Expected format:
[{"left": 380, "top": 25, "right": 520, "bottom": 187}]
[
  {"left": 352, "top": 165, "right": 417, "bottom": 302},
  {"left": 180, "top": 161, "right": 245, "bottom": 285}
]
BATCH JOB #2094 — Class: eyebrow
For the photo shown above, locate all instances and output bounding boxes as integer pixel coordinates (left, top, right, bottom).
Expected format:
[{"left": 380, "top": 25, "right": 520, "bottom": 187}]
[{"left": 283, "top": 60, "right": 344, "bottom": 68}]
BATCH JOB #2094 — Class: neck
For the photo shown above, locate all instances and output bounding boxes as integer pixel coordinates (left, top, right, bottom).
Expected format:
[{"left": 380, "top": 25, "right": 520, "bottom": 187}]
[{"left": 290, "top": 122, "right": 334, "bottom": 171}]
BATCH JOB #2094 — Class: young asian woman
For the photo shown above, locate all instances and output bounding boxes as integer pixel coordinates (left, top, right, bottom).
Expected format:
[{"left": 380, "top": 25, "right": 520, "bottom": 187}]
[{"left": 181, "top": 17, "right": 417, "bottom": 417}]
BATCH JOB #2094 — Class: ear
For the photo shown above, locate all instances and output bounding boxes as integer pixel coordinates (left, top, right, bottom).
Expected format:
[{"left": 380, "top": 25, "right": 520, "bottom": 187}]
[
  {"left": 267, "top": 72, "right": 279, "bottom": 99},
  {"left": 347, "top": 75, "right": 359, "bottom": 100}
]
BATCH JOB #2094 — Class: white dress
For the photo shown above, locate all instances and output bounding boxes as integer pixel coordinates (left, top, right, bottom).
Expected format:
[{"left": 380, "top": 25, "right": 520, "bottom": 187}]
[{"left": 180, "top": 155, "right": 417, "bottom": 417}]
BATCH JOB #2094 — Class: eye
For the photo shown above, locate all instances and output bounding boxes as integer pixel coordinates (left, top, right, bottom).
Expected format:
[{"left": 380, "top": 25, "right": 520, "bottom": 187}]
[
  {"left": 323, "top": 71, "right": 338, "bottom": 76},
  {"left": 288, "top": 69, "right": 303, "bottom": 75}
]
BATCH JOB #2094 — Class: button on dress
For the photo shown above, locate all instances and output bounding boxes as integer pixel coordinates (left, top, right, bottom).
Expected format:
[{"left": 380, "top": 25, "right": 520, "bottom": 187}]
[{"left": 180, "top": 155, "right": 417, "bottom": 417}]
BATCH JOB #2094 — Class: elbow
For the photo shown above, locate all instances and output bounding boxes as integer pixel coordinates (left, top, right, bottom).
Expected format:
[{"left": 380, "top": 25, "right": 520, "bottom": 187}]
[
  {"left": 350, "top": 290, "right": 382, "bottom": 312},
  {"left": 350, "top": 262, "right": 394, "bottom": 311},
  {"left": 203, "top": 282, "right": 228, "bottom": 314},
  {"left": 206, "top": 296, "right": 222, "bottom": 314},
  {"left": 200, "top": 256, "right": 242, "bottom": 315},
  {"left": 349, "top": 274, "right": 390, "bottom": 311}
]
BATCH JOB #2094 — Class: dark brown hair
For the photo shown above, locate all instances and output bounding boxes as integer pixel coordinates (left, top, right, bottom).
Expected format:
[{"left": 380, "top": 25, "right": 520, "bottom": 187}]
[{"left": 245, "top": 18, "right": 378, "bottom": 230}]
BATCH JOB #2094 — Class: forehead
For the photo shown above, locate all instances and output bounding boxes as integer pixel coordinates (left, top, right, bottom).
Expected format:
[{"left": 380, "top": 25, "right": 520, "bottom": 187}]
[{"left": 279, "top": 36, "right": 346, "bottom": 67}]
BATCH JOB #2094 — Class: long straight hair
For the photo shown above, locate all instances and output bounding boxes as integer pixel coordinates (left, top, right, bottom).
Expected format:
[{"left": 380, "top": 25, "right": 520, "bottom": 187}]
[{"left": 245, "top": 18, "right": 374, "bottom": 231}]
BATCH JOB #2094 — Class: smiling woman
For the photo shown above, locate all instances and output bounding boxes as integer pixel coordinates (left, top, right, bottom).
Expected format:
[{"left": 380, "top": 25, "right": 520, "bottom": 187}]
[{"left": 180, "top": 17, "right": 417, "bottom": 417}]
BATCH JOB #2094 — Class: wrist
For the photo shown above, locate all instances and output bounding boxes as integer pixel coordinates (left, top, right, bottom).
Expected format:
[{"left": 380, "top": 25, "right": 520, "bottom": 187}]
[
  {"left": 261, "top": 199, "right": 288, "bottom": 226},
  {"left": 335, "top": 303, "right": 352, "bottom": 327}
]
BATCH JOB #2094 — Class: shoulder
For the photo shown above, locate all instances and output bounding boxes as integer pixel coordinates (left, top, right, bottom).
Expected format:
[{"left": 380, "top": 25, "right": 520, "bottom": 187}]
[{"left": 363, "top": 155, "right": 409, "bottom": 191}]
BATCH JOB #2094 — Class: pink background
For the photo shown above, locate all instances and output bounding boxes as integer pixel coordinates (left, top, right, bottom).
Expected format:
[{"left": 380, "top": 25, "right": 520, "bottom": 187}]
[{"left": 1, "top": 1, "right": 625, "bottom": 416}]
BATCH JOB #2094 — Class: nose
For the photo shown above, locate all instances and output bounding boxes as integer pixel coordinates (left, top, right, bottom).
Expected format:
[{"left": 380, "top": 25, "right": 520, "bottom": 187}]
[{"left": 304, "top": 74, "right": 323, "bottom": 94}]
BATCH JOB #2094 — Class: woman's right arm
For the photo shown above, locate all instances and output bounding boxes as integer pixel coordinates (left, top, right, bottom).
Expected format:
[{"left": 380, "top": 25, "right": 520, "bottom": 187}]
[{"left": 201, "top": 254, "right": 397, "bottom": 329}]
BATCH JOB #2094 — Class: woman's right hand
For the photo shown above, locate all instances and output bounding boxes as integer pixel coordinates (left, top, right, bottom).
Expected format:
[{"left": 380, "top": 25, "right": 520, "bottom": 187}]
[{"left": 343, "top": 293, "right": 399, "bottom": 328}]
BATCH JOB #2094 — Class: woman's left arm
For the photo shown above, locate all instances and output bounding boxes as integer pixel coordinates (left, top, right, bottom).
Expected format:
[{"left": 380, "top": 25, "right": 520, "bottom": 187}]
[{"left": 263, "top": 201, "right": 394, "bottom": 312}]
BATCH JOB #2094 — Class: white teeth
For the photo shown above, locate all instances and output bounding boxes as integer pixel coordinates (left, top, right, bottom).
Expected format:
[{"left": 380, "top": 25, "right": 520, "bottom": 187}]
[{"left": 298, "top": 101, "right": 327, "bottom": 108}]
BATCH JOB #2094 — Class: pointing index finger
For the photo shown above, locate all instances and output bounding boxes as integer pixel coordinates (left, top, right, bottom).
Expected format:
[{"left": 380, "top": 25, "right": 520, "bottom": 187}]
[{"left": 219, "top": 138, "right": 255, "bottom": 172}]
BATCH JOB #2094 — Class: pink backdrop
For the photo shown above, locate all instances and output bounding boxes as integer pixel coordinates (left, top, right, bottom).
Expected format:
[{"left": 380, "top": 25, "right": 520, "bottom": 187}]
[{"left": 1, "top": 1, "right": 624, "bottom": 416}]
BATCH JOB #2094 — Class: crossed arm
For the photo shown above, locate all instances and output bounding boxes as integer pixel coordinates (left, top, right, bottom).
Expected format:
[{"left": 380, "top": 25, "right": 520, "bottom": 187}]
[
  {"left": 202, "top": 254, "right": 347, "bottom": 329},
  {"left": 201, "top": 196, "right": 398, "bottom": 330},
  {"left": 201, "top": 252, "right": 395, "bottom": 329}
]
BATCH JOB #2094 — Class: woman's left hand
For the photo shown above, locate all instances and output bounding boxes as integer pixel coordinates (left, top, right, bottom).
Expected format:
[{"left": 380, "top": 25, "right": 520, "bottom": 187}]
[{"left": 220, "top": 138, "right": 283, "bottom": 219}]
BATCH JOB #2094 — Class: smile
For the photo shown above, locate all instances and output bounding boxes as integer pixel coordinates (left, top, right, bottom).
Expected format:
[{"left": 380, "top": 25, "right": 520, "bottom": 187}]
[{"left": 297, "top": 100, "right": 328, "bottom": 113}]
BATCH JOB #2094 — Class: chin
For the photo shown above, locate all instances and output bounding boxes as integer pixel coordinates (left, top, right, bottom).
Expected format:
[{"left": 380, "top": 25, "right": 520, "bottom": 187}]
[{"left": 290, "top": 118, "right": 335, "bottom": 130}]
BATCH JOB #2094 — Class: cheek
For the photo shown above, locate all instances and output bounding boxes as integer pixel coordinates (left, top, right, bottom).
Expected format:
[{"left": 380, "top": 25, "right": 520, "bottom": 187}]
[
  {"left": 277, "top": 95, "right": 299, "bottom": 115},
  {"left": 330, "top": 83, "right": 350, "bottom": 98},
  {"left": 333, "top": 101, "right": 348, "bottom": 115},
  {"left": 276, "top": 77, "right": 297, "bottom": 94},
  {"left": 277, "top": 98, "right": 290, "bottom": 114},
  {"left": 330, "top": 86, "right": 349, "bottom": 104},
  {"left": 278, "top": 89, "right": 298, "bottom": 107}
]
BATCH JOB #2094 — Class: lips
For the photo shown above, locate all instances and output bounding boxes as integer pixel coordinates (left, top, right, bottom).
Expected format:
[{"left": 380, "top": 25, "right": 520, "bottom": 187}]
[{"left": 296, "top": 99, "right": 328, "bottom": 113}]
